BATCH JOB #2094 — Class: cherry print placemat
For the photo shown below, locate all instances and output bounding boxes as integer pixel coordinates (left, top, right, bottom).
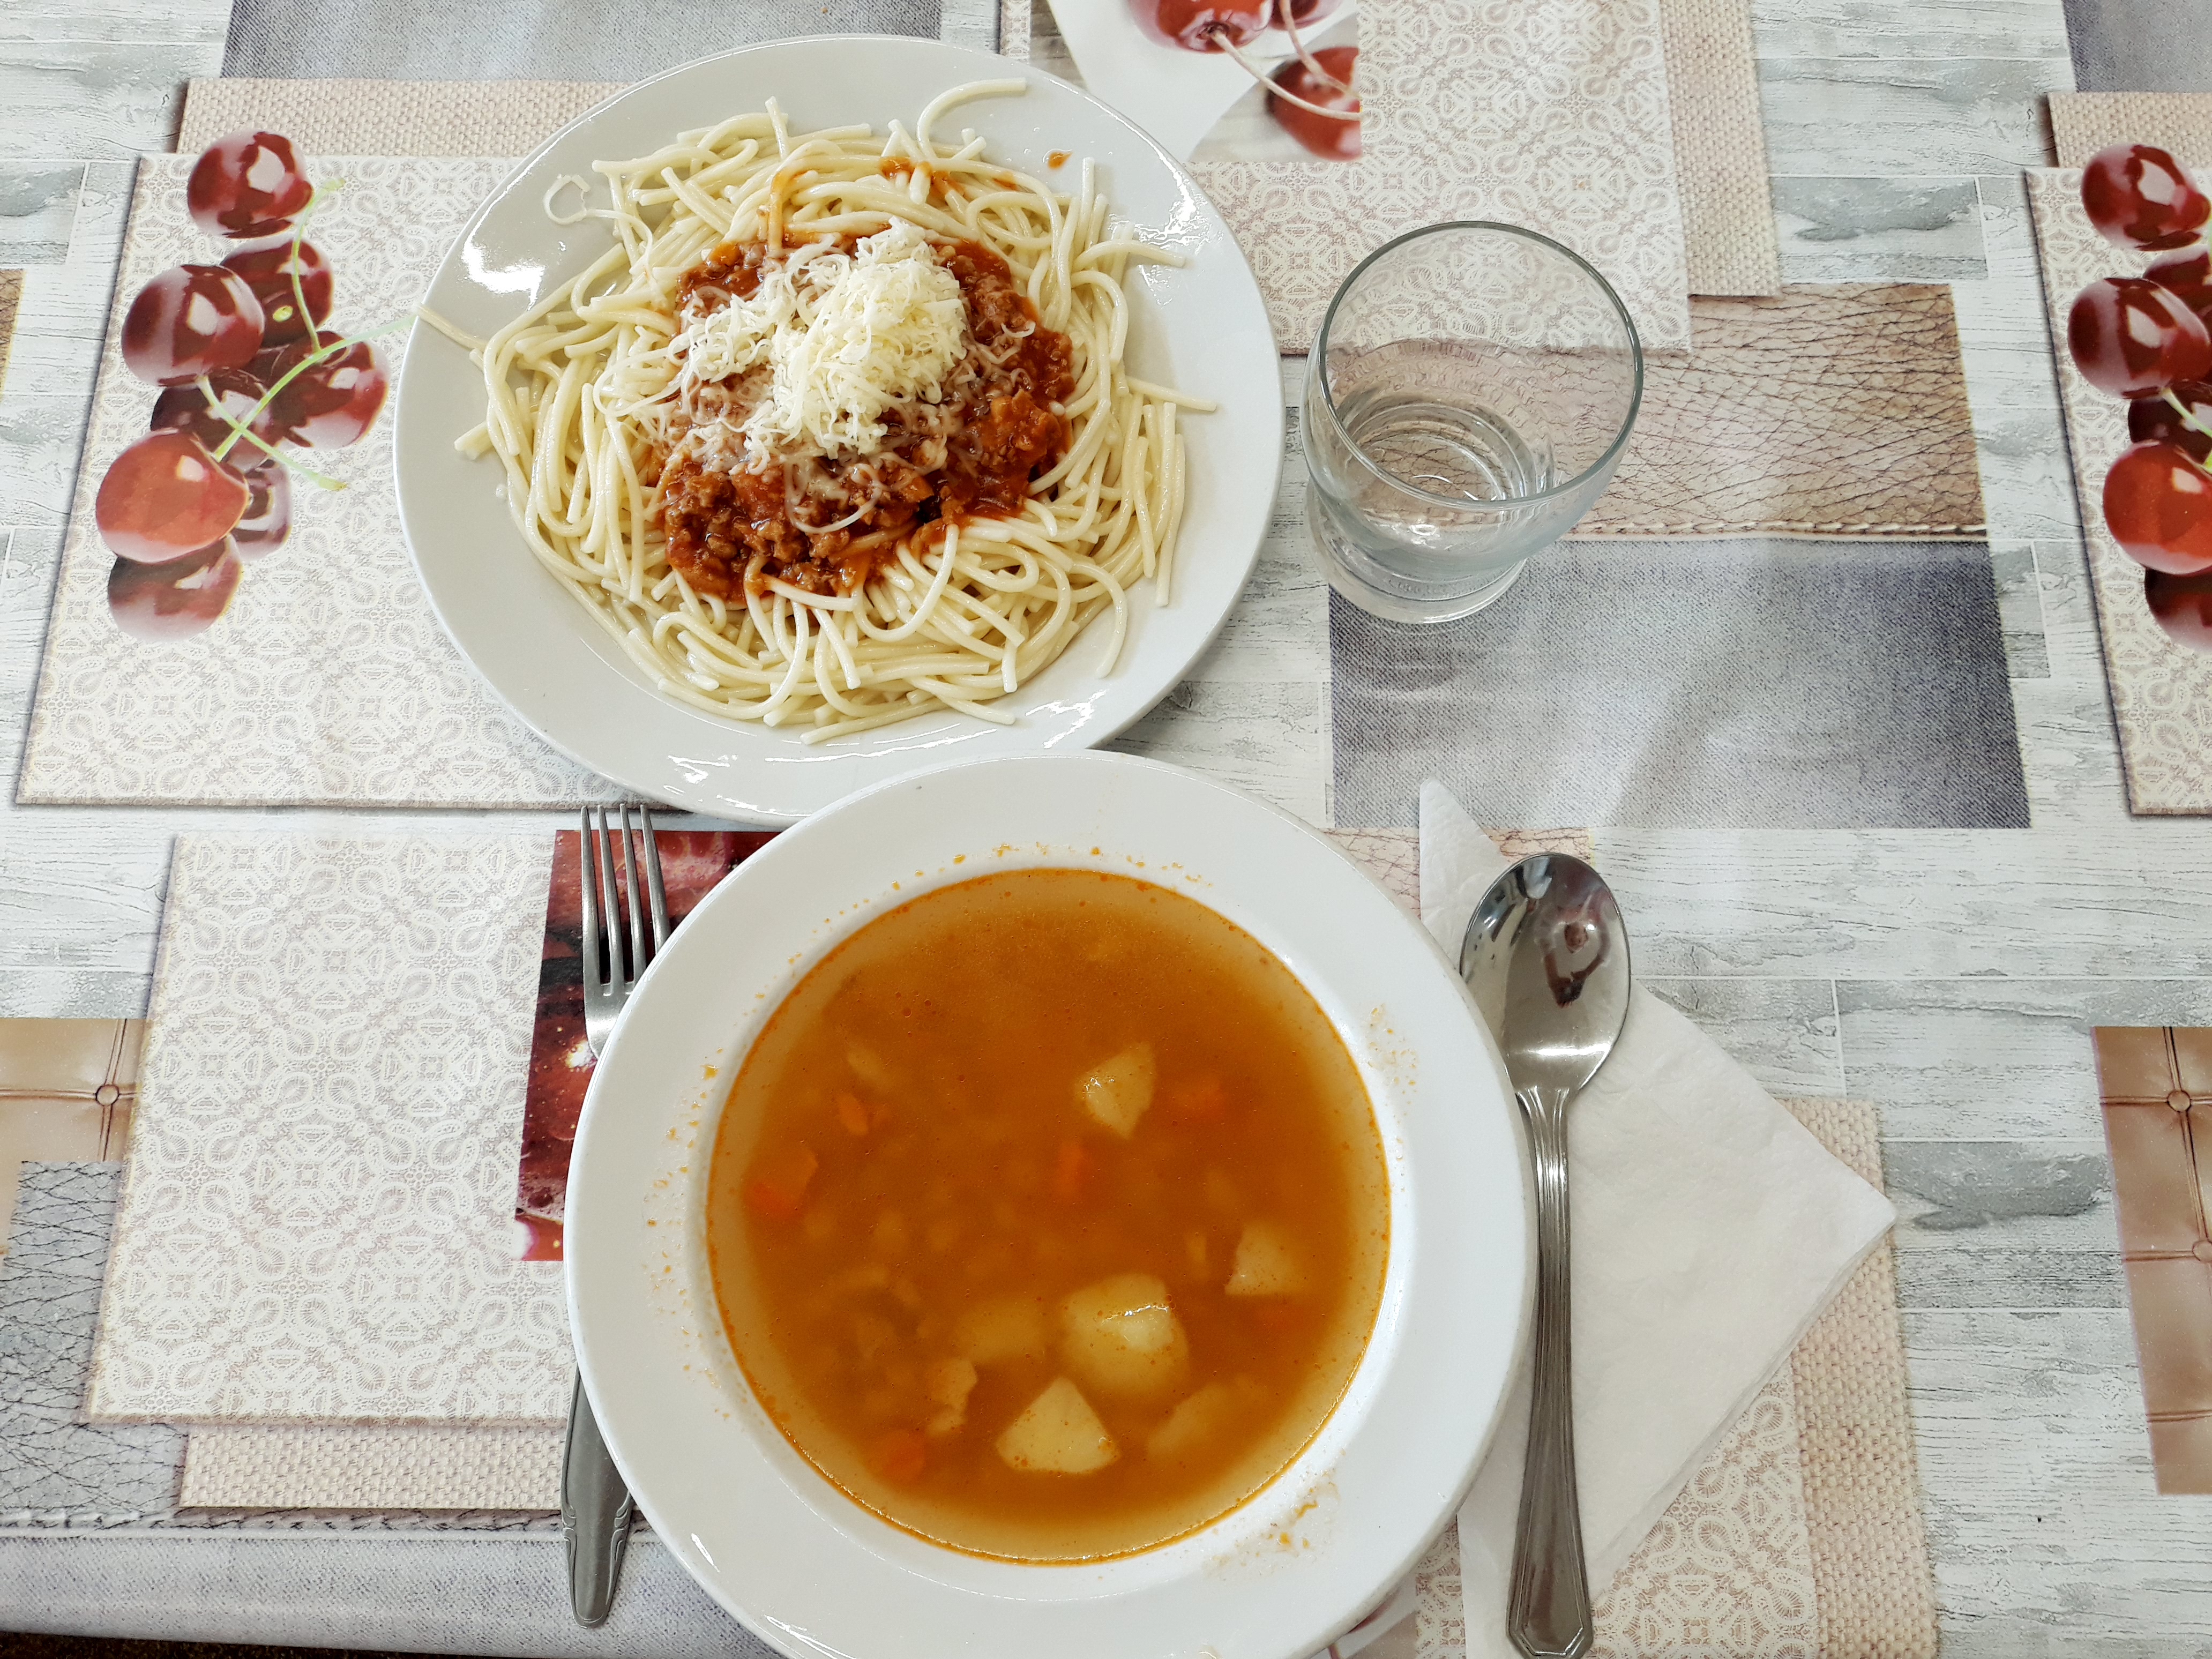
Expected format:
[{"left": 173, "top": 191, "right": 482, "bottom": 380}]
[
  {"left": 1010, "top": 0, "right": 1777, "bottom": 302},
  {"left": 1017, "top": 0, "right": 1693, "bottom": 352},
  {"left": 2027, "top": 167, "right": 2212, "bottom": 814},
  {"left": 16, "top": 153, "right": 620, "bottom": 810}
]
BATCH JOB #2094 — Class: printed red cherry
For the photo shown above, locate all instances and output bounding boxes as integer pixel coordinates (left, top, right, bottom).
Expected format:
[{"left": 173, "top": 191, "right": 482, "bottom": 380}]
[
  {"left": 2068, "top": 276, "right": 2212, "bottom": 397},
  {"left": 220, "top": 239, "right": 332, "bottom": 345},
  {"left": 95, "top": 430, "right": 252, "bottom": 564},
  {"left": 2081, "top": 143, "right": 2211, "bottom": 252},
  {"left": 1127, "top": 0, "right": 1271, "bottom": 51},
  {"left": 1282, "top": 0, "right": 1342, "bottom": 21},
  {"left": 265, "top": 339, "right": 388, "bottom": 447},
  {"left": 231, "top": 459, "right": 291, "bottom": 558},
  {"left": 2128, "top": 381, "right": 2212, "bottom": 464},
  {"left": 106, "top": 540, "right": 244, "bottom": 642},
  {"left": 150, "top": 367, "right": 287, "bottom": 455},
  {"left": 188, "top": 130, "right": 313, "bottom": 240},
  {"left": 1269, "top": 46, "right": 1360, "bottom": 160},
  {"left": 2148, "top": 247, "right": 2212, "bottom": 325},
  {"left": 2147, "top": 566, "right": 2212, "bottom": 653},
  {"left": 2104, "top": 440, "right": 2212, "bottom": 575},
  {"left": 121, "top": 264, "right": 266, "bottom": 387}
]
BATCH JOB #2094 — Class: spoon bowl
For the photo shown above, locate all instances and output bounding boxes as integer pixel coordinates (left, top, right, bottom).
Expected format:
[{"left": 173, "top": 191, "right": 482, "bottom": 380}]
[{"left": 1460, "top": 854, "right": 1632, "bottom": 1100}]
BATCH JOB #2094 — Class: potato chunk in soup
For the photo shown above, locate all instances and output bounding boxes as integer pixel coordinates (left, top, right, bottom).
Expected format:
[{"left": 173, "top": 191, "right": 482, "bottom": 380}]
[
  {"left": 706, "top": 869, "right": 1387, "bottom": 1562},
  {"left": 1060, "top": 1273, "right": 1190, "bottom": 1401},
  {"left": 998, "top": 1377, "right": 1119, "bottom": 1475}
]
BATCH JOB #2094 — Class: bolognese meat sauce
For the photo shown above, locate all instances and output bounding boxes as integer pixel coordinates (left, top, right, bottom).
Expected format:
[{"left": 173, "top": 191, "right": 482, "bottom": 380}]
[{"left": 660, "top": 236, "right": 1076, "bottom": 600}]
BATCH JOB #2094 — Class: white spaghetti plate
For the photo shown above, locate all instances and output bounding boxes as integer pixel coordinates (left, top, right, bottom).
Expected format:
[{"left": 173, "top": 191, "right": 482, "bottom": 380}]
[
  {"left": 393, "top": 36, "right": 1281, "bottom": 826},
  {"left": 565, "top": 752, "right": 1529, "bottom": 1659}
]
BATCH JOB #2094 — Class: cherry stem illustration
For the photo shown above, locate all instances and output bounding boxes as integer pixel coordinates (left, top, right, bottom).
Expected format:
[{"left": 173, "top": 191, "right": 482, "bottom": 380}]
[
  {"left": 1273, "top": 2, "right": 1351, "bottom": 94},
  {"left": 1206, "top": 25, "right": 1359, "bottom": 119},
  {"left": 2163, "top": 384, "right": 2212, "bottom": 442}
]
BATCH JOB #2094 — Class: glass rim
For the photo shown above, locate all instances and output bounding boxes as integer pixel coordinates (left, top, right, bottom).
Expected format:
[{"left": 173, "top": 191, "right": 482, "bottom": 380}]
[{"left": 1311, "top": 220, "right": 1647, "bottom": 512}]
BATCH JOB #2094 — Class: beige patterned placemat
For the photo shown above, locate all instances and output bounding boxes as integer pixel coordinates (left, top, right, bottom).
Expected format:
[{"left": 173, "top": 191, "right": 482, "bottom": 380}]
[
  {"left": 1000, "top": 0, "right": 1774, "bottom": 303},
  {"left": 2027, "top": 168, "right": 2212, "bottom": 814},
  {"left": 1333, "top": 828, "right": 1936, "bottom": 1659},
  {"left": 1655, "top": 0, "right": 1780, "bottom": 297},
  {"left": 17, "top": 155, "right": 621, "bottom": 810},
  {"left": 1115, "top": 0, "right": 1698, "bottom": 352},
  {"left": 86, "top": 834, "right": 569, "bottom": 1425},
  {"left": 1575, "top": 285, "right": 1986, "bottom": 540},
  {"left": 2050, "top": 93, "right": 2212, "bottom": 169}
]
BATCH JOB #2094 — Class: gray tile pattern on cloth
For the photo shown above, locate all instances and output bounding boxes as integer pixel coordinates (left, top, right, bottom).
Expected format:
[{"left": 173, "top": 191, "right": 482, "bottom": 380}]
[
  {"left": 2059, "top": 0, "right": 2212, "bottom": 94},
  {"left": 0, "top": 161, "right": 84, "bottom": 266},
  {"left": 1329, "top": 540, "right": 2032, "bottom": 830},
  {"left": 0, "top": 1165, "right": 181, "bottom": 1526},
  {"left": 1770, "top": 176, "right": 1987, "bottom": 283},
  {"left": 0, "top": 1531, "right": 768, "bottom": 1655},
  {"left": 222, "top": 0, "right": 943, "bottom": 80}
]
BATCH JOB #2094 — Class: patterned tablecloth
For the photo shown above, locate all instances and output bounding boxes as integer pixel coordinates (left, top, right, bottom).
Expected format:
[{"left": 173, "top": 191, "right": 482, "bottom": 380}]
[{"left": 3, "top": 0, "right": 2211, "bottom": 1654}]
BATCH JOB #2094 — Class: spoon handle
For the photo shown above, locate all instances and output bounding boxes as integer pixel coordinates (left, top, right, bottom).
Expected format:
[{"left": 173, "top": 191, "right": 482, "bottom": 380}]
[{"left": 1508, "top": 1085, "right": 1591, "bottom": 1659}]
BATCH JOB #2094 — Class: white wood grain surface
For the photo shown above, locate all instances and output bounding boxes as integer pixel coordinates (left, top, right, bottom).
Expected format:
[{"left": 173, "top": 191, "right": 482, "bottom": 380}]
[{"left": 4, "top": 0, "right": 2210, "bottom": 1646}]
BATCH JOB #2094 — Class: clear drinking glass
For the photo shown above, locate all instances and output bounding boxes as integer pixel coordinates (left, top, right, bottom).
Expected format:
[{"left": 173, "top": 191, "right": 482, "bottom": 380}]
[{"left": 1304, "top": 222, "right": 1644, "bottom": 624}]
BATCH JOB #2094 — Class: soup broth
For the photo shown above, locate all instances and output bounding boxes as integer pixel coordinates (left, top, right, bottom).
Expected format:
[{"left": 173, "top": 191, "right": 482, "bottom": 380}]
[{"left": 705, "top": 868, "right": 1388, "bottom": 1560}]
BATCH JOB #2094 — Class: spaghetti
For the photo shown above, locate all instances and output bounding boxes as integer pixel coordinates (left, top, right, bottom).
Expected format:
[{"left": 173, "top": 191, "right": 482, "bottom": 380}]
[{"left": 469, "top": 81, "right": 1208, "bottom": 738}]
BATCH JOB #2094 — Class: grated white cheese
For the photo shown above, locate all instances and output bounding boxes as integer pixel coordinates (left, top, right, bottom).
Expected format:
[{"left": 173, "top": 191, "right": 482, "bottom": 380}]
[{"left": 677, "top": 221, "right": 969, "bottom": 459}]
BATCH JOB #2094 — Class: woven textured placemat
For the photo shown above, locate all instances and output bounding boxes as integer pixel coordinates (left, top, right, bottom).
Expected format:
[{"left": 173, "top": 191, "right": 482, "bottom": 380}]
[
  {"left": 178, "top": 77, "right": 615, "bottom": 153},
  {"left": 1786, "top": 1100, "right": 1941, "bottom": 1659},
  {"left": 181, "top": 1425, "right": 562, "bottom": 1509},
  {"left": 0, "top": 270, "right": 21, "bottom": 395},
  {"left": 1656, "top": 0, "right": 1780, "bottom": 297},
  {"left": 2050, "top": 91, "right": 2212, "bottom": 168}
]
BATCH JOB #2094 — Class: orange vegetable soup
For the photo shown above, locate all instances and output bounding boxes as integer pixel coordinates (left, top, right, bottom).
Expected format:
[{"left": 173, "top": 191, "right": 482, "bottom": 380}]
[{"left": 705, "top": 868, "right": 1389, "bottom": 1561}]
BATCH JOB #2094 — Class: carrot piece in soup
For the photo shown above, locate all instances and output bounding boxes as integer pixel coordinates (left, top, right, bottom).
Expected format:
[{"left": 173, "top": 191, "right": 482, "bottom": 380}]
[
  {"left": 835, "top": 1093, "right": 871, "bottom": 1137},
  {"left": 1164, "top": 1075, "right": 1228, "bottom": 1123},
  {"left": 745, "top": 1142, "right": 819, "bottom": 1221},
  {"left": 1051, "top": 1137, "right": 1092, "bottom": 1202},
  {"left": 872, "top": 1426, "right": 930, "bottom": 1483}
]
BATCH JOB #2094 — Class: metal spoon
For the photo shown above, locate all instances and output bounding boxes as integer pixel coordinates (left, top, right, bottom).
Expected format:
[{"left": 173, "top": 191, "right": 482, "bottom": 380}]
[{"left": 1460, "top": 854, "right": 1632, "bottom": 1659}]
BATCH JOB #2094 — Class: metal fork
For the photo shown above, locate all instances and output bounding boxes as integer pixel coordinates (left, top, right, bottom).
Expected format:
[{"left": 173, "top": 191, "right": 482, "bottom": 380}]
[
  {"left": 563, "top": 803, "right": 669, "bottom": 1627},
  {"left": 580, "top": 802, "right": 670, "bottom": 1060}
]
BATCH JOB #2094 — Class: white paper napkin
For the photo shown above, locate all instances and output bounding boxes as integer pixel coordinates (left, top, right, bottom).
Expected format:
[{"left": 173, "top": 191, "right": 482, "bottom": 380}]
[
  {"left": 1419, "top": 782, "right": 1896, "bottom": 1653},
  {"left": 1043, "top": 0, "right": 1290, "bottom": 160}
]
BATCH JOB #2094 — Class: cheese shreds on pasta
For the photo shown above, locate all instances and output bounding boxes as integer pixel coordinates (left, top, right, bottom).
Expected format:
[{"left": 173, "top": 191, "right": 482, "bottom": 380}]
[{"left": 471, "top": 81, "right": 1211, "bottom": 739}]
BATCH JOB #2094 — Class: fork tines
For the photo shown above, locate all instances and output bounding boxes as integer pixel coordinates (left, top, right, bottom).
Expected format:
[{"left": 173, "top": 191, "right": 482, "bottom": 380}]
[{"left": 579, "top": 803, "right": 671, "bottom": 1060}]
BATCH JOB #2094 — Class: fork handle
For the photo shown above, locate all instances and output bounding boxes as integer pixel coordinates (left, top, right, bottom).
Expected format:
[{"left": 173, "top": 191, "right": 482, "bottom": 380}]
[
  {"left": 562, "top": 1371, "right": 634, "bottom": 1627},
  {"left": 1508, "top": 1084, "right": 1590, "bottom": 1659}
]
